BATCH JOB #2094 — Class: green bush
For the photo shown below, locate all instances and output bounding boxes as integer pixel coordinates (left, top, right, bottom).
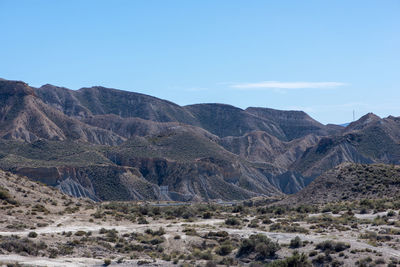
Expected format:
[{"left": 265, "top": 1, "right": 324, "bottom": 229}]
[
  {"left": 144, "top": 227, "right": 165, "bottom": 236},
  {"left": 137, "top": 217, "right": 148, "bottom": 224},
  {"left": 28, "top": 232, "right": 38, "bottom": 238},
  {"left": 237, "top": 234, "right": 280, "bottom": 260},
  {"left": 316, "top": 240, "right": 350, "bottom": 253},
  {"left": 267, "top": 252, "right": 311, "bottom": 267},
  {"left": 206, "top": 231, "right": 229, "bottom": 238},
  {"left": 216, "top": 241, "right": 233, "bottom": 256},
  {"left": 225, "top": 217, "right": 240, "bottom": 226},
  {"left": 103, "top": 258, "right": 111, "bottom": 266},
  {"left": 0, "top": 186, "right": 17, "bottom": 205},
  {"left": 0, "top": 236, "right": 47, "bottom": 256},
  {"left": 289, "top": 236, "right": 302, "bottom": 248},
  {"left": 203, "top": 212, "right": 213, "bottom": 219},
  {"left": 0, "top": 186, "right": 11, "bottom": 201},
  {"left": 74, "top": 231, "right": 86, "bottom": 236}
]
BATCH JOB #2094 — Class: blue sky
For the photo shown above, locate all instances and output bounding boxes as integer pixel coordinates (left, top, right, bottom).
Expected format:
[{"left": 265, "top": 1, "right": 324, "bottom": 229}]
[{"left": 1, "top": 0, "right": 399, "bottom": 124}]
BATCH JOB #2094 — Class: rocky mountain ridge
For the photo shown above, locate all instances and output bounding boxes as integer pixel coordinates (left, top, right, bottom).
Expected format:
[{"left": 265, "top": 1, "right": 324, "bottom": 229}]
[{"left": 1, "top": 78, "right": 399, "bottom": 201}]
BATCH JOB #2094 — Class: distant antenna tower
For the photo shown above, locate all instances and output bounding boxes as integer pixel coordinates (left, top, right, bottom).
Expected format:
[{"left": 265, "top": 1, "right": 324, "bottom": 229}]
[{"left": 353, "top": 110, "right": 355, "bottom": 121}]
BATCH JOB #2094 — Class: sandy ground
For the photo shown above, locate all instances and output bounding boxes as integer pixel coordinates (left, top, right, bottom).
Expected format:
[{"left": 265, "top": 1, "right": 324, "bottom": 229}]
[{"left": 1, "top": 213, "right": 399, "bottom": 266}]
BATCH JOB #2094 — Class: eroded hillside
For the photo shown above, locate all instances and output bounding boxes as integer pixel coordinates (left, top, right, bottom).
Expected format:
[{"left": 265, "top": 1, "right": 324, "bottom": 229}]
[{"left": 1, "top": 78, "right": 400, "bottom": 202}]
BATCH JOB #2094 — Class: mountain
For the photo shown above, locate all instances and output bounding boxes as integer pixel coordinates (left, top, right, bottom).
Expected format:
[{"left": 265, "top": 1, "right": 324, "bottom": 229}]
[
  {"left": 1, "top": 78, "right": 400, "bottom": 202},
  {"left": 37, "top": 84, "right": 340, "bottom": 141},
  {"left": 245, "top": 107, "right": 340, "bottom": 140},
  {"left": 0, "top": 132, "right": 284, "bottom": 201},
  {"left": 220, "top": 131, "right": 321, "bottom": 169},
  {"left": 184, "top": 104, "right": 288, "bottom": 139},
  {"left": 35, "top": 84, "right": 198, "bottom": 124},
  {"left": 292, "top": 113, "right": 400, "bottom": 178},
  {"left": 0, "top": 80, "right": 124, "bottom": 145},
  {"left": 281, "top": 163, "right": 400, "bottom": 205}
]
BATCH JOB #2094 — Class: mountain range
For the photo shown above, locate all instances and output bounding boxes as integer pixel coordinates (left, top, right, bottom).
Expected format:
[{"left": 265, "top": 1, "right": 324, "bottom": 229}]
[{"left": 1, "top": 78, "right": 399, "bottom": 201}]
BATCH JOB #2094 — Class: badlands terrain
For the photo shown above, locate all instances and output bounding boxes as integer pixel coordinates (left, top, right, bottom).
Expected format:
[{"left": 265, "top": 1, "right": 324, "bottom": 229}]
[
  {"left": 1, "top": 79, "right": 400, "bottom": 203},
  {"left": 0, "top": 165, "right": 399, "bottom": 266},
  {"left": 0, "top": 79, "right": 400, "bottom": 266}
]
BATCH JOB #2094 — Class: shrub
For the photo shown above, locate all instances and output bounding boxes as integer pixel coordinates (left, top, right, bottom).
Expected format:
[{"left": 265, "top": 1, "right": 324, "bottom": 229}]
[
  {"left": 48, "top": 248, "right": 59, "bottom": 258},
  {"left": 0, "top": 236, "right": 47, "bottom": 256},
  {"left": 263, "top": 218, "right": 273, "bottom": 224},
  {"left": 248, "top": 219, "right": 259, "bottom": 228},
  {"left": 145, "top": 227, "right": 165, "bottom": 236},
  {"left": 225, "top": 217, "right": 240, "bottom": 226},
  {"left": 374, "top": 258, "right": 385, "bottom": 264},
  {"left": 316, "top": 240, "right": 350, "bottom": 253},
  {"left": 206, "top": 231, "right": 229, "bottom": 238},
  {"left": 237, "top": 234, "right": 280, "bottom": 260},
  {"left": 309, "top": 250, "right": 318, "bottom": 257},
  {"left": 182, "top": 228, "right": 198, "bottom": 236},
  {"left": 74, "top": 231, "right": 86, "bottom": 236},
  {"left": 137, "top": 217, "right": 148, "bottom": 224},
  {"left": 0, "top": 187, "right": 11, "bottom": 201},
  {"left": 28, "top": 232, "right": 38, "bottom": 238},
  {"left": 267, "top": 251, "right": 311, "bottom": 267},
  {"left": 216, "top": 242, "right": 233, "bottom": 256},
  {"left": 205, "top": 261, "right": 217, "bottom": 267},
  {"left": 387, "top": 210, "right": 396, "bottom": 217},
  {"left": 137, "top": 260, "right": 151, "bottom": 265},
  {"left": 192, "top": 248, "right": 213, "bottom": 260},
  {"left": 290, "top": 236, "right": 302, "bottom": 248},
  {"left": 203, "top": 212, "right": 213, "bottom": 219},
  {"left": 232, "top": 205, "right": 244, "bottom": 213},
  {"left": 0, "top": 186, "right": 17, "bottom": 205},
  {"left": 103, "top": 258, "right": 111, "bottom": 266}
]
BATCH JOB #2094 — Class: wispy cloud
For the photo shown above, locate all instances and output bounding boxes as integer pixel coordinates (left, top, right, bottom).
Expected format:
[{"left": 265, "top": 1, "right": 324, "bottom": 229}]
[{"left": 229, "top": 81, "right": 347, "bottom": 90}]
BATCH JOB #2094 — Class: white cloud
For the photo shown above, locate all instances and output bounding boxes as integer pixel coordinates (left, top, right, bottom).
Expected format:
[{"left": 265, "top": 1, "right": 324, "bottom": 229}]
[{"left": 230, "top": 81, "right": 347, "bottom": 90}]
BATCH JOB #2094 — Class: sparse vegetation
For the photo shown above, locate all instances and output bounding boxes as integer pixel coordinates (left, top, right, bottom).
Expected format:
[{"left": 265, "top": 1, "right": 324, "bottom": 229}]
[
  {"left": 0, "top": 165, "right": 399, "bottom": 266},
  {"left": 237, "top": 234, "right": 280, "bottom": 260}
]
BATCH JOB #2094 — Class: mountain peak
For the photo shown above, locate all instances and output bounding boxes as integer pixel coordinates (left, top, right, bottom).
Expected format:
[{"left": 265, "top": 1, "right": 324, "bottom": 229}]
[
  {"left": 361, "top": 112, "right": 380, "bottom": 120},
  {"left": 0, "top": 79, "right": 36, "bottom": 97},
  {"left": 345, "top": 112, "right": 381, "bottom": 132},
  {"left": 40, "top": 83, "right": 59, "bottom": 89}
]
